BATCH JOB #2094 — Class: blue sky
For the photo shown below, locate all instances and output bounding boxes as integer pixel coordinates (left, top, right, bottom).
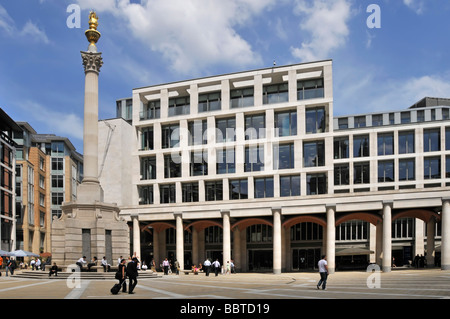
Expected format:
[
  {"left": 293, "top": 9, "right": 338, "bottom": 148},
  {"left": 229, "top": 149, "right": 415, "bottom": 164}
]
[{"left": 1, "top": 0, "right": 450, "bottom": 153}]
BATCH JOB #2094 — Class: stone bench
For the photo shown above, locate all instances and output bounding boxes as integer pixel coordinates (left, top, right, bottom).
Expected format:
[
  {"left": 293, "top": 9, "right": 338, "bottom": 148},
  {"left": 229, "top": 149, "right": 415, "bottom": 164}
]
[{"left": 180, "top": 269, "right": 204, "bottom": 275}]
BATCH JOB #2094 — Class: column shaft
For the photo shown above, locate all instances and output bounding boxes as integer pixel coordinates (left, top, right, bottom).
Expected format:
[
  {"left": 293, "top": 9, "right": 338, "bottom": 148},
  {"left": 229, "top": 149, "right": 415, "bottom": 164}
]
[
  {"left": 222, "top": 211, "right": 231, "bottom": 267},
  {"left": 273, "top": 209, "right": 282, "bottom": 274},
  {"left": 326, "top": 205, "right": 336, "bottom": 274},
  {"left": 382, "top": 202, "right": 392, "bottom": 272},
  {"left": 132, "top": 215, "right": 141, "bottom": 259},
  {"left": 426, "top": 217, "right": 436, "bottom": 267},
  {"left": 442, "top": 200, "right": 450, "bottom": 270},
  {"left": 83, "top": 70, "right": 99, "bottom": 183},
  {"left": 176, "top": 214, "right": 184, "bottom": 271}
]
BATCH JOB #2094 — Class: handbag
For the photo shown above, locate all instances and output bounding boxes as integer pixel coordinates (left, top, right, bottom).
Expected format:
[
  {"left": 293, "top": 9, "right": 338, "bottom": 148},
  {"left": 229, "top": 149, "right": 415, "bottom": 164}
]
[{"left": 115, "top": 271, "right": 122, "bottom": 280}]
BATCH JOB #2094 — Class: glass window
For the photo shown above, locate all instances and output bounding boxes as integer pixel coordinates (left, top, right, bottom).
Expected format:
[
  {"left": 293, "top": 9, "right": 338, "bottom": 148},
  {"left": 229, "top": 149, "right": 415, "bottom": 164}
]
[
  {"left": 161, "top": 124, "right": 180, "bottom": 149},
  {"left": 338, "top": 118, "right": 348, "bottom": 129},
  {"left": 372, "top": 114, "right": 383, "bottom": 127},
  {"left": 51, "top": 192, "right": 64, "bottom": 206},
  {"left": 229, "top": 179, "right": 248, "bottom": 200},
  {"left": 141, "top": 100, "right": 160, "bottom": 120},
  {"left": 216, "top": 117, "right": 236, "bottom": 143},
  {"left": 275, "top": 110, "right": 297, "bottom": 137},
  {"left": 303, "top": 141, "right": 325, "bottom": 167},
  {"left": 217, "top": 148, "right": 236, "bottom": 174},
  {"left": 245, "top": 145, "right": 264, "bottom": 172},
  {"left": 230, "top": 88, "right": 254, "bottom": 108},
  {"left": 190, "top": 151, "right": 208, "bottom": 176},
  {"left": 306, "top": 107, "right": 326, "bottom": 134},
  {"left": 51, "top": 158, "right": 64, "bottom": 171},
  {"left": 139, "top": 185, "right": 154, "bottom": 205},
  {"left": 141, "top": 127, "right": 154, "bottom": 151},
  {"left": 424, "top": 157, "right": 441, "bottom": 179},
  {"left": 401, "top": 112, "right": 411, "bottom": 124},
  {"left": 378, "top": 160, "right": 394, "bottom": 183},
  {"left": 280, "top": 175, "right": 300, "bottom": 197},
  {"left": 424, "top": 129, "right": 440, "bottom": 152},
  {"left": 164, "top": 154, "right": 182, "bottom": 178},
  {"left": 168, "top": 96, "right": 190, "bottom": 117},
  {"left": 398, "top": 131, "right": 415, "bottom": 154},
  {"left": 307, "top": 174, "right": 327, "bottom": 195},
  {"left": 297, "top": 78, "right": 324, "bottom": 100},
  {"left": 334, "top": 137, "right": 349, "bottom": 159},
  {"left": 199, "top": 91, "right": 221, "bottom": 112},
  {"left": 254, "top": 177, "right": 274, "bottom": 199},
  {"left": 399, "top": 159, "right": 415, "bottom": 181},
  {"left": 140, "top": 157, "right": 156, "bottom": 180},
  {"left": 51, "top": 175, "right": 64, "bottom": 188},
  {"left": 334, "top": 164, "right": 349, "bottom": 186},
  {"left": 263, "top": 83, "right": 289, "bottom": 105},
  {"left": 160, "top": 184, "right": 176, "bottom": 204},
  {"left": 417, "top": 110, "right": 425, "bottom": 122},
  {"left": 378, "top": 133, "right": 394, "bottom": 156},
  {"left": 205, "top": 181, "right": 223, "bottom": 201},
  {"left": 446, "top": 156, "right": 450, "bottom": 178},
  {"left": 353, "top": 135, "right": 369, "bottom": 157},
  {"left": 51, "top": 142, "right": 64, "bottom": 155},
  {"left": 354, "top": 116, "right": 366, "bottom": 128},
  {"left": 245, "top": 114, "right": 266, "bottom": 140},
  {"left": 182, "top": 182, "right": 199, "bottom": 203},
  {"left": 188, "top": 120, "right": 208, "bottom": 146},
  {"left": 446, "top": 128, "right": 450, "bottom": 150},
  {"left": 273, "top": 143, "right": 294, "bottom": 170},
  {"left": 354, "top": 162, "right": 370, "bottom": 184}
]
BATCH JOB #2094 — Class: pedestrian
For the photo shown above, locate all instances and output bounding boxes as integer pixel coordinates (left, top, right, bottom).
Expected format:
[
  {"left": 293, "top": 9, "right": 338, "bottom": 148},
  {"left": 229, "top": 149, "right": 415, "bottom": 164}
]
[
  {"left": 102, "top": 256, "right": 111, "bottom": 272},
  {"left": 0, "top": 255, "right": 2, "bottom": 276},
  {"left": 203, "top": 258, "right": 211, "bottom": 276},
  {"left": 126, "top": 257, "right": 139, "bottom": 294},
  {"left": 76, "top": 256, "right": 87, "bottom": 271},
  {"left": 49, "top": 262, "right": 58, "bottom": 277},
  {"left": 317, "top": 255, "right": 328, "bottom": 290},
  {"left": 226, "top": 261, "right": 231, "bottom": 275},
  {"left": 6, "top": 257, "right": 16, "bottom": 276},
  {"left": 162, "top": 257, "right": 170, "bottom": 275},
  {"left": 35, "top": 258, "right": 42, "bottom": 270},
  {"left": 30, "top": 258, "right": 36, "bottom": 270},
  {"left": 117, "top": 258, "right": 127, "bottom": 292},
  {"left": 212, "top": 259, "right": 220, "bottom": 276},
  {"left": 231, "top": 260, "right": 236, "bottom": 274},
  {"left": 174, "top": 260, "right": 180, "bottom": 275},
  {"left": 151, "top": 258, "right": 156, "bottom": 272}
]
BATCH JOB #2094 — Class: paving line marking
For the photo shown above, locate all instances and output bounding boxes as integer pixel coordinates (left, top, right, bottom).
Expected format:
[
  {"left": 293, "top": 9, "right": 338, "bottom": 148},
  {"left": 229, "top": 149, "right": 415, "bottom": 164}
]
[
  {"left": 137, "top": 283, "right": 187, "bottom": 298},
  {"left": 0, "top": 280, "right": 57, "bottom": 293},
  {"left": 64, "top": 280, "right": 91, "bottom": 299}
]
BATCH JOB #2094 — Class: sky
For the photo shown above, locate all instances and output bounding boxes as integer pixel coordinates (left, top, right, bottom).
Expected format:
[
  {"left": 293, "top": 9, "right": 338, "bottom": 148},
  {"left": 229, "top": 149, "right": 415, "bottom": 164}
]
[{"left": 1, "top": 0, "right": 450, "bottom": 154}]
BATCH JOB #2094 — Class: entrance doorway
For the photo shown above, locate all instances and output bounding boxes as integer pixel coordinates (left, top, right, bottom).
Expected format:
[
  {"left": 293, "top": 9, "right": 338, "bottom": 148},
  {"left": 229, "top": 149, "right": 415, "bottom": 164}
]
[
  {"left": 248, "top": 249, "right": 273, "bottom": 272},
  {"left": 292, "top": 248, "right": 321, "bottom": 271}
]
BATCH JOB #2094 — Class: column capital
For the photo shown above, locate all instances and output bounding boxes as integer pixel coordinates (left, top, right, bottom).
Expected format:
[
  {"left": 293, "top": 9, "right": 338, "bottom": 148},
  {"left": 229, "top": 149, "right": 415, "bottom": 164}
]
[
  {"left": 220, "top": 209, "right": 230, "bottom": 217},
  {"left": 271, "top": 207, "right": 282, "bottom": 214},
  {"left": 81, "top": 51, "right": 103, "bottom": 74},
  {"left": 325, "top": 204, "right": 336, "bottom": 210},
  {"left": 442, "top": 197, "right": 450, "bottom": 204},
  {"left": 382, "top": 200, "right": 394, "bottom": 208},
  {"left": 130, "top": 212, "right": 139, "bottom": 220}
]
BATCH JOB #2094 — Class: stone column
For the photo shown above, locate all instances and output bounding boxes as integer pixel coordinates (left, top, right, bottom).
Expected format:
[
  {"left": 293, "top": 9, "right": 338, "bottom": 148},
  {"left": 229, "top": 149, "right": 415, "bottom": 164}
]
[
  {"left": 175, "top": 213, "right": 184, "bottom": 271},
  {"left": 222, "top": 210, "right": 231, "bottom": 266},
  {"left": 426, "top": 216, "right": 436, "bottom": 267},
  {"left": 153, "top": 229, "right": 159, "bottom": 270},
  {"left": 233, "top": 227, "right": 241, "bottom": 272},
  {"left": 376, "top": 220, "right": 383, "bottom": 266},
  {"left": 273, "top": 208, "right": 282, "bottom": 274},
  {"left": 326, "top": 205, "right": 336, "bottom": 274},
  {"left": 382, "top": 201, "right": 393, "bottom": 272},
  {"left": 79, "top": 50, "right": 104, "bottom": 203},
  {"left": 132, "top": 214, "right": 141, "bottom": 259},
  {"left": 192, "top": 227, "right": 198, "bottom": 266},
  {"left": 441, "top": 198, "right": 450, "bottom": 270}
]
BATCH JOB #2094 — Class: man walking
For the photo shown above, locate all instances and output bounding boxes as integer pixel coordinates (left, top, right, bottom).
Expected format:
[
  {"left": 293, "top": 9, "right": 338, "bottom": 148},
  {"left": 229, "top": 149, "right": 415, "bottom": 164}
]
[
  {"left": 212, "top": 259, "right": 221, "bottom": 277},
  {"left": 126, "top": 257, "right": 139, "bottom": 294},
  {"left": 317, "top": 255, "right": 329, "bottom": 290},
  {"left": 203, "top": 258, "right": 211, "bottom": 276}
]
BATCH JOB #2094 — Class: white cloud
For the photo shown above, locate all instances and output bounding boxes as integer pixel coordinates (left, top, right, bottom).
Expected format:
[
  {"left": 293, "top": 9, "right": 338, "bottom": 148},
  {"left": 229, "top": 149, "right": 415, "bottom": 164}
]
[
  {"left": 0, "top": 4, "right": 49, "bottom": 44},
  {"left": 403, "top": 0, "right": 425, "bottom": 15},
  {"left": 290, "top": 0, "right": 352, "bottom": 62},
  {"left": 75, "top": 0, "right": 277, "bottom": 75},
  {"left": 19, "top": 101, "right": 83, "bottom": 143}
]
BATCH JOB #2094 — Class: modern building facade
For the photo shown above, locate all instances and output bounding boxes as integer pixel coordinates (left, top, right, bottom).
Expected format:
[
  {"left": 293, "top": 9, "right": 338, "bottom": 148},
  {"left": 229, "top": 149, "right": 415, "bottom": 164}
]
[
  {"left": 14, "top": 122, "right": 83, "bottom": 255},
  {"left": 99, "top": 60, "right": 450, "bottom": 273},
  {"left": 0, "top": 108, "right": 21, "bottom": 251}
]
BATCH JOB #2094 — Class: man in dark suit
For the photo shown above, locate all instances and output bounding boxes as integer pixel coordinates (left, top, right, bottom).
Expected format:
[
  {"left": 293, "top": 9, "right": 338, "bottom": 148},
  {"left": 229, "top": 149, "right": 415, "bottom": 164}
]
[{"left": 126, "top": 257, "right": 139, "bottom": 294}]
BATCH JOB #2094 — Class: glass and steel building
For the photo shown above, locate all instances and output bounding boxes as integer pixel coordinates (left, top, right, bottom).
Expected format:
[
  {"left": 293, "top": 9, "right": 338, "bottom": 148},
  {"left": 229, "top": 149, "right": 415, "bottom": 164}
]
[{"left": 99, "top": 61, "right": 450, "bottom": 273}]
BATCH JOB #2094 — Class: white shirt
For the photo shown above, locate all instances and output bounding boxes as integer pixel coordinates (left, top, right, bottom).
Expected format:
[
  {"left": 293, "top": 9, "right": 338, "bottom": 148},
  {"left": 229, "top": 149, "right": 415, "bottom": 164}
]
[
  {"left": 204, "top": 260, "right": 211, "bottom": 266},
  {"left": 318, "top": 259, "right": 328, "bottom": 273},
  {"left": 213, "top": 260, "right": 220, "bottom": 268},
  {"left": 78, "top": 258, "right": 86, "bottom": 264}
]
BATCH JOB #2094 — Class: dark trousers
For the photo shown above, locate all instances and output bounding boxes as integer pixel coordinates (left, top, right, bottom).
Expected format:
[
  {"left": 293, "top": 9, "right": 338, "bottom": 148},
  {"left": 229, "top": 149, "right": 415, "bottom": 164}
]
[
  {"left": 164, "top": 266, "right": 169, "bottom": 275},
  {"left": 318, "top": 272, "right": 328, "bottom": 289},
  {"left": 119, "top": 278, "right": 127, "bottom": 292},
  {"left": 128, "top": 277, "right": 137, "bottom": 293},
  {"left": 214, "top": 267, "right": 220, "bottom": 276},
  {"left": 204, "top": 266, "right": 210, "bottom": 276}
]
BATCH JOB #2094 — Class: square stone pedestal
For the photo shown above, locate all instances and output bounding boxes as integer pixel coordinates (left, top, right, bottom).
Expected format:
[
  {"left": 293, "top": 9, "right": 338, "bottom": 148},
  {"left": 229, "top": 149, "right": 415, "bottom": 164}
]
[{"left": 51, "top": 201, "right": 129, "bottom": 268}]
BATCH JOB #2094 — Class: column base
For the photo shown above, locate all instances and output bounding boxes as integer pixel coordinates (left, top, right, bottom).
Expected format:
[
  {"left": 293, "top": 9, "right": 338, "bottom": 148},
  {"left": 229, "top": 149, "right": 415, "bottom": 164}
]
[
  {"left": 273, "top": 269, "right": 282, "bottom": 275},
  {"left": 441, "top": 264, "right": 450, "bottom": 270},
  {"left": 382, "top": 266, "right": 392, "bottom": 272},
  {"left": 77, "top": 181, "right": 104, "bottom": 203}
]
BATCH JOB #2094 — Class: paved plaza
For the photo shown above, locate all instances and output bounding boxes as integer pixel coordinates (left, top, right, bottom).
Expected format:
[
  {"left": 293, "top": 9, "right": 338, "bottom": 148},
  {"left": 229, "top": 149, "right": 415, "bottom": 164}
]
[{"left": 1, "top": 268, "right": 449, "bottom": 300}]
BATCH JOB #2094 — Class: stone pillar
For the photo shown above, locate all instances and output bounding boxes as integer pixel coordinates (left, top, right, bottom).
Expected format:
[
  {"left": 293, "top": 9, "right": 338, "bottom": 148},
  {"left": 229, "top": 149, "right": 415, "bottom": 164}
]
[
  {"left": 233, "top": 227, "right": 241, "bottom": 272},
  {"left": 222, "top": 210, "right": 231, "bottom": 266},
  {"left": 273, "top": 208, "right": 282, "bottom": 274},
  {"left": 426, "top": 216, "right": 436, "bottom": 267},
  {"left": 441, "top": 198, "right": 450, "bottom": 270},
  {"left": 376, "top": 220, "right": 383, "bottom": 266},
  {"left": 175, "top": 213, "right": 184, "bottom": 271},
  {"left": 382, "top": 201, "right": 393, "bottom": 272},
  {"left": 153, "top": 229, "right": 159, "bottom": 270},
  {"left": 326, "top": 205, "right": 336, "bottom": 274},
  {"left": 132, "top": 214, "right": 141, "bottom": 259}
]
